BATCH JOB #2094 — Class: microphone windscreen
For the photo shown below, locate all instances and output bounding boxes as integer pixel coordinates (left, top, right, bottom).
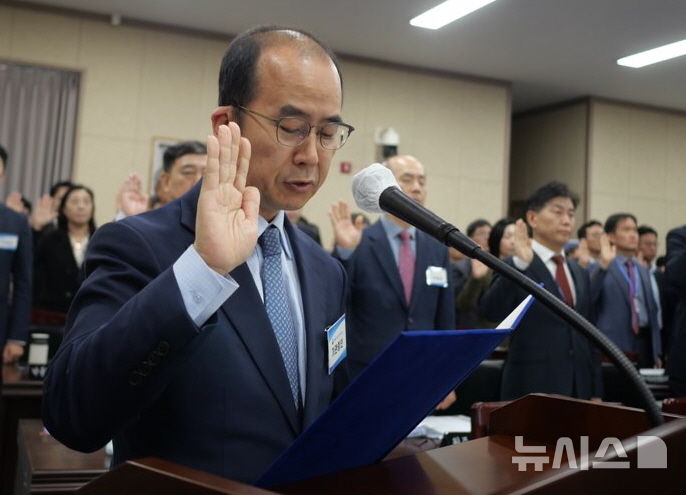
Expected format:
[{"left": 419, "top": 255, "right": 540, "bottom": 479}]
[{"left": 352, "top": 163, "right": 399, "bottom": 213}]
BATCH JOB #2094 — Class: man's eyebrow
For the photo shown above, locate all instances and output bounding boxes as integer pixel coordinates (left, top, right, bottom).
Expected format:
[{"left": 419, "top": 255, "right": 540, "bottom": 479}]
[{"left": 278, "top": 104, "right": 343, "bottom": 123}]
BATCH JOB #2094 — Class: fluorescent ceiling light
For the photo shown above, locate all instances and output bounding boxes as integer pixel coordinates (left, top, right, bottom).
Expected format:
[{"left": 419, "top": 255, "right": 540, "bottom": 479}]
[
  {"left": 410, "top": 0, "right": 498, "bottom": 30},
  {"left": 617, "top": 39, "right": 686, "bottom": 68}
]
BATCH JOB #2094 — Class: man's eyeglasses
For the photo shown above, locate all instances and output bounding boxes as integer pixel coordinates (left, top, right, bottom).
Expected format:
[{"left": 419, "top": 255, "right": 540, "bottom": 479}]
[{"left": 236, "top": 105, "right": 354, "bottom": 150}]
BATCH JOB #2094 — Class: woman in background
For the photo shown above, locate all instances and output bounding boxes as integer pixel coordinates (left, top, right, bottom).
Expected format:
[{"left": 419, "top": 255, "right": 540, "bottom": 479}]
[
  {"left": 34, "top": 185, "right": 96, "bottom": 313},
  {"left": 456, "top": 217, "right": 516, "bottom": 328}
]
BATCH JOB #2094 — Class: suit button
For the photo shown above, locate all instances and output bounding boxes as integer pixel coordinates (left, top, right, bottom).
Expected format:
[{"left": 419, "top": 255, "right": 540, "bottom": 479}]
[
  {"left": 157, "top": 341, "right": 170, "bottom": 356},
  {"left": 408, "top": 317, "right": 414, "bottom": 324}
]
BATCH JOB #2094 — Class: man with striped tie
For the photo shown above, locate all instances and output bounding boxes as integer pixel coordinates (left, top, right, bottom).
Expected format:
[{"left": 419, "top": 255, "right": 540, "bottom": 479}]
[{"left": 43, "top": 26, "right": 354, "bottom": 484}]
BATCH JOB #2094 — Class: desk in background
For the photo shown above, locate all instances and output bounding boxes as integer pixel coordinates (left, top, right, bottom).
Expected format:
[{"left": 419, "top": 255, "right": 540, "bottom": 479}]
[
  {"left": 14, "top": 420, "right": 108, "bottom": 495},
  {"left": 1, "top": 365, "right": 42, "bottom": 495}
]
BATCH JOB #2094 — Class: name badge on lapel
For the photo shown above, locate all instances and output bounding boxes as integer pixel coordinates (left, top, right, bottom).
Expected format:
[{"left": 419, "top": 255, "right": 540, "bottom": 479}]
[
  {"left": 325, "top": 314, "right": 347, "bottom": 375},
  {"left": 425, "top": 266, "right": 448, "bottom": 287},
  {"left": 0, "top": 234, "right": 19, "bottom": 251}
]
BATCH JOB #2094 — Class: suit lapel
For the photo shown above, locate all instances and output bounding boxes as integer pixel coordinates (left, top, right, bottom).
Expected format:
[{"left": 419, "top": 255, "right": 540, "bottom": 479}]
[
  {"left": 285, "top": 220, "right": 329, "bottom": 429},
  {"left": 368, "top": 221, "right": 406, "bottom": 307},
  {"left": 409, "top": 231, "right": 429, "bottom": 312},
  {"left": 528, "top": 254, "right": 567, "bottom": 303},
  {"left": 568, "top": 261, "right": 587, "bottom": 312},
  {"left": 179, "top": 183, "right": 300, "bottom": 434},
  {"left": 608, "top": 261, "right": 632, "bottom": 311}
]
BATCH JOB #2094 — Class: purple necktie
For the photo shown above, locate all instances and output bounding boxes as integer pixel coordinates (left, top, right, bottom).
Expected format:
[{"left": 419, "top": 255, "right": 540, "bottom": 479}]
[
  {"left": 398, "top": 231, "right": 415, "bottom": 305},
  {"left": 625, "top": 259, "right": 640, "bottom": 335}
]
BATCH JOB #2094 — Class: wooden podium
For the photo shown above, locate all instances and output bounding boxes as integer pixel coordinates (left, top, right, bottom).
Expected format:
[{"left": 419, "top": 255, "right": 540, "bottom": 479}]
[{"left": 75, "top": 395, "right": 685, "bottom": 494}]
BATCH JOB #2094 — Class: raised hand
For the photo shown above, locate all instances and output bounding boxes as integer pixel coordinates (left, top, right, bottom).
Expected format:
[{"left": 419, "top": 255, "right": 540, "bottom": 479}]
[
  {"left": 118, "top": 173, "right": 150, "bottom": 216},
  {"left": 5, "top": 191, "right": 24, "bottom": 214},
  {"left": 576, "top": 238, "right": 592, "bottom": 268},
  {"left": 3, "top": 342, "right": 24, "bottom": 364},
  {"left": 598, "top": 233, "right": 616, "bottom": 270},
  {"left": 29, "top": 194, "right": 57, "bottom": 230},
  {"left": 328, "top": 200, "right": 363, "bottom": 250},
  {"left": 513, "top": 218, "right": 533, "bottom": 264},
  {"left": 194, "top": 123, "right": 260, "bottom": 276},
  {"left": 471, "top": 258, "right": 490, "bottom": 280}
]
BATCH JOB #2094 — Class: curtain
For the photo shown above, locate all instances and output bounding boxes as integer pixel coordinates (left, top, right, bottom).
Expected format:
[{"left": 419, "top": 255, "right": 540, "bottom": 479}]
[{"left": 0, "top": 61, "right": 80, "bottom": 204}]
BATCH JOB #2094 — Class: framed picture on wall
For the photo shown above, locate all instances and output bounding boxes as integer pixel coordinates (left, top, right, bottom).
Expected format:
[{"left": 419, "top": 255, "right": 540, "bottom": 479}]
[{"left": 149, "top": 136, "right": 182, "bottom": 195}]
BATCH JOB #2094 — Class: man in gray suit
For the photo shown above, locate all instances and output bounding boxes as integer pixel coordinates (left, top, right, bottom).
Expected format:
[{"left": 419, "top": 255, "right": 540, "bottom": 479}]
[{"left": 591, "top": 213, "right": 661, "bottom": 368}]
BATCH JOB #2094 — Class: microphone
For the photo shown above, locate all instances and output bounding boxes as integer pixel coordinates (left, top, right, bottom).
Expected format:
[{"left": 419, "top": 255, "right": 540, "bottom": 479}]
[
  {"left": 351, "top": 163, "right": 663, "bottom": 427},
  {"left": 352, "top": 163, "right": 481, "bottom": 258}
]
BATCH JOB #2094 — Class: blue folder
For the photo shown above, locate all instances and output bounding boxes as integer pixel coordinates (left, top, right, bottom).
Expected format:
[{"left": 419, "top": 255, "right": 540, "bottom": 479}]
[{"left": 257, "top": 295, "right": 535, "bottom": 488}]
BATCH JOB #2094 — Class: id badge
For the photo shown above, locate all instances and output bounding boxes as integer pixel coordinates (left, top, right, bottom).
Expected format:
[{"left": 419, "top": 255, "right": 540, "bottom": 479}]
[
  {"left": 325, "top": 314, "right": 347, "bottom": 375},
  {"left": 0, "top": 234, "right": 19, "bottom": 251},
  {"left": 425, "top": 266, "right": 448, "bottom": 287}
]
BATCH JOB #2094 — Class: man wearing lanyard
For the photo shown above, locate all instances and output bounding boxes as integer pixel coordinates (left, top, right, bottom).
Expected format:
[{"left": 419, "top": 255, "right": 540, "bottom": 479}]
[{"left": 591, "top": 214, "right": 662, "bottom": 368}]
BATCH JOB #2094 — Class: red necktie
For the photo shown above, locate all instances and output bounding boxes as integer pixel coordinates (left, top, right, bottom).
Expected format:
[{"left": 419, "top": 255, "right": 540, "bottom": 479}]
[
  {"left": 398, "top": 231, "right": 415, "bottom": 305},
  {"left": 552, "top": 255, "right": 574, "bottom": 308}
]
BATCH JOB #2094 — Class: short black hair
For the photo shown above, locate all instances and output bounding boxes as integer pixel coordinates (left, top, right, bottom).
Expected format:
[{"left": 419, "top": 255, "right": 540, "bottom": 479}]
[
  {"left": 466, "top": 219, "right": 491, "bottom": 238},
  {"left": 0, "top": 144, "right": 7, "bottom": 166},
  {"left": 162, "top": 141, "right": 207, "bottom": 173},
  {"left": 638, "top": 225, "right": 657, "bottom": 237},
  {"left": 525, "top": 181, "right": 579, "bottom": 214},
  {"left": 604, "top": 213, "right": 637, "bottom": 234},
  {"left": 577, "top": 220, "right": 603, "bottom": 239},
  {"left": 57, "top": 185, "right": 96, "bottom": 234},
  {"left": 488, "top": 217, "right": 515, "bottom": 258},
  {"left": 50, "top": 181, "right": 73, "bottom": 197},
  {"left": 218, "top": 25, "right": 342, "bottom": 108}
]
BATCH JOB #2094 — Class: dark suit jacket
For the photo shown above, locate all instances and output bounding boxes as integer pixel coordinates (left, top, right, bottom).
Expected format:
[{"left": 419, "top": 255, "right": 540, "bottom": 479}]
[
  {"left": 340, "top": 220, "right": 455, "bottom": 377},
  {"left": 590, "top": 258, "right": 661, "bottom": 362},
  {"left": 34, "top": 228, "right": 82, "bottom": 313},
  {"left": 0, "top": 205, "right": 32, "bottom": 345},
  {"left": 42, "top": 183, "right": 347, "bottom": 484},
  {"left": 665, "top": 226, "right": 686, "bottom": 395},
  {"left": 480, "top": 254, "right": 602, "bottom": 400}
]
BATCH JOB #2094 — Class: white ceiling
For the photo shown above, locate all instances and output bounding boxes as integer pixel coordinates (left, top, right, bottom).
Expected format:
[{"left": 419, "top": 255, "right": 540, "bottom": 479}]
[{"left": 21, "top": 0, "right": 686, "bottom": 112}]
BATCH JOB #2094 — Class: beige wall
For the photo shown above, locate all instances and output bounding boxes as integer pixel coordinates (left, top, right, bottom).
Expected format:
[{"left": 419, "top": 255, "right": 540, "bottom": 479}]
[
  {"left": 509, "top": 98, "right": 686, "bottom": 252},
  {"left": 0, "top": 5, "right": 510, "bottom": 247},
  {"left": 510, "top": 102, "right": 588, "bottom": 222},
  {"left": 589, "top": 100, "right": 686, "bottom": 248}
]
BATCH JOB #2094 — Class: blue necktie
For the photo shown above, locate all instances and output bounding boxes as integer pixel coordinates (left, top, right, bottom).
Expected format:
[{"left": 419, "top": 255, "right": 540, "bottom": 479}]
[{"left": 259, "top": 226, "right": 301, "bottom": 406}]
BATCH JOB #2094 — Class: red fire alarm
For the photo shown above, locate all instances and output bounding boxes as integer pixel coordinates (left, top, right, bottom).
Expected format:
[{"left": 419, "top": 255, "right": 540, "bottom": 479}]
[{"left": 340, "top": 161, "right": 352, "bottom": 174}]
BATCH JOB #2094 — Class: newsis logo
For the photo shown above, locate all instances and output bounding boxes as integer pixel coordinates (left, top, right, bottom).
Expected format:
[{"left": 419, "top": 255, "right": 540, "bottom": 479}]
[{"left": 512, "top": 435, "right": 667, "bottom": 471}]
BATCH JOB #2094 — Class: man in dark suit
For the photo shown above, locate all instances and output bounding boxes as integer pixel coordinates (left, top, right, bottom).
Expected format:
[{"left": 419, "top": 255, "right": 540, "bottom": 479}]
[
  {"left": 665, "top": 225, "right": 686, "bottom": 395},
  {"left": 43, "top": 26, "right": 354, "bottom": 484},
  {"left": 0, "top": 145, "right": 33, "bottom": 365},
  {"left": 591, "top": 214, "right": 661, "bottom": 368},
  {"left": 480, "top": 181, "right": 602, "bottom": 400},
  {"left": 329, "top": 155, "right": 455, "bottom": 407}
]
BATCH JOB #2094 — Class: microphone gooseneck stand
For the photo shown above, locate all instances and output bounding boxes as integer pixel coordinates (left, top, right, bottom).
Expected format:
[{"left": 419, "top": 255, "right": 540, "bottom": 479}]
[{"left": 380, "top": 187, "right": 663, "bottom": 427}]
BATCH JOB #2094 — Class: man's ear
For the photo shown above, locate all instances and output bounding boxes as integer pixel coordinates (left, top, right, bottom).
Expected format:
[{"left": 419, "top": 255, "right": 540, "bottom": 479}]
[
  {"left": 158, "top": 172, "right": 170, "bottom": 193},
  {"left": 211, "top": 106, "right": 237, "bottom": 136},
  {"left": 525, "top": 210, "right": 537, "bottom": 229}
]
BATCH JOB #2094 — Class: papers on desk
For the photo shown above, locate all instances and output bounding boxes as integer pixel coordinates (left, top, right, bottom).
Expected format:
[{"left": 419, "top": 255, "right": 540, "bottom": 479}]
[{"left": 408, "top": 415, "right": 471, "bottom": 440}]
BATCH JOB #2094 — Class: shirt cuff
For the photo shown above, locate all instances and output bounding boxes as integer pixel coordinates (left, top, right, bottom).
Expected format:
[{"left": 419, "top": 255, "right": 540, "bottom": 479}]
[
  {"left": 335, "top": 245, "right": 354, "bottom": 260},
  {"left": 6, "top": 340, "right": 25, "bottom": 346},
  {"left": 173, "top": 245, "right": 239, "bottom": 327},
  {"left": 513, "top": 256, "right": 530, "bottom": 271}
]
